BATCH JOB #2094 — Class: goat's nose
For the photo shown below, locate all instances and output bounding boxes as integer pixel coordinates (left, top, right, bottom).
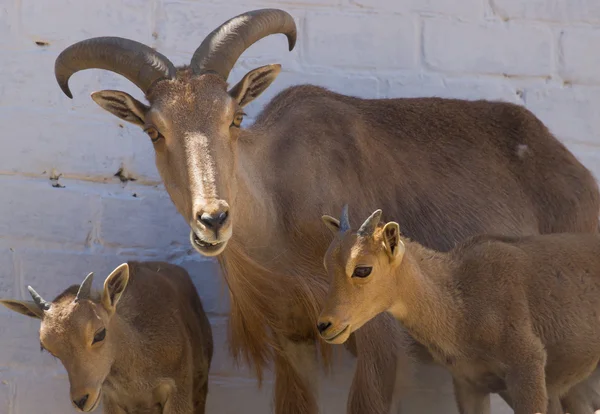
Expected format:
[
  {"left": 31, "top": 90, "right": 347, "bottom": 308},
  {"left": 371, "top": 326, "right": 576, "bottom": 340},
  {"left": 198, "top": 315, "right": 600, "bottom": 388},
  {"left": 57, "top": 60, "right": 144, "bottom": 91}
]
[
  {"left": 198, "top": 210, "right": 229, "bottom": 231},
  {"left": 317, "top": 321, "right": 332, "bottom": 334},
  {"left": 73, "top": 394, "right": 89, "bottom": 410}
]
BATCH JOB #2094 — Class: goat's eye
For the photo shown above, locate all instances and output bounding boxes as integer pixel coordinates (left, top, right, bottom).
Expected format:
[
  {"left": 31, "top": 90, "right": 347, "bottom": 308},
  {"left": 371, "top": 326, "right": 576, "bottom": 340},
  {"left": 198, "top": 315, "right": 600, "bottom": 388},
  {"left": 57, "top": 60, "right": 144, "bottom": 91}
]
[
  {"left": 92, "top": 328, "right": 106, "bottom": 345},
  {"left": 352, "top": 266, "right": 372, "bottom": 278},
  {"left": 231, "top": 113, "right": 244, "bottom": 128},
  {"left": 143, "top": 126, "right": 162, "bottom": 143}
]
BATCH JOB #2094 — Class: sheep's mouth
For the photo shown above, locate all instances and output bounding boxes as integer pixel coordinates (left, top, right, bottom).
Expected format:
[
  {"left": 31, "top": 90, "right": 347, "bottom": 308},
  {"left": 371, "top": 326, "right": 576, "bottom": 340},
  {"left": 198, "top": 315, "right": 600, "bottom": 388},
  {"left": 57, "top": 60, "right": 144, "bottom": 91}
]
[
  {"left": 88, "top": 392, "right": 102, "bottom": 412},
  {"left": 322, "top": 325, "right": 350, "bottom": 344},
  {"left": 190, "top": 231, "right": 228, "bottom": 256}
]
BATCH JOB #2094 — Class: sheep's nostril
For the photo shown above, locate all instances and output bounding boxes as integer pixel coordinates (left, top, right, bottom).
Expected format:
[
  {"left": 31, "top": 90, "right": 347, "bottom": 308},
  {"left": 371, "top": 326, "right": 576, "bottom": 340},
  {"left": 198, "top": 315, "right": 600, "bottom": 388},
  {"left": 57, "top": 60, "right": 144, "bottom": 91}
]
[
  {"left": 317, "top": 321, "right": 332, "bottom": 334},
  {"left": 217, "top": 210, "right": 228, "bottom": 225},
  {"left": 73, "top": 394, "right": 89, "bottom": 410}
]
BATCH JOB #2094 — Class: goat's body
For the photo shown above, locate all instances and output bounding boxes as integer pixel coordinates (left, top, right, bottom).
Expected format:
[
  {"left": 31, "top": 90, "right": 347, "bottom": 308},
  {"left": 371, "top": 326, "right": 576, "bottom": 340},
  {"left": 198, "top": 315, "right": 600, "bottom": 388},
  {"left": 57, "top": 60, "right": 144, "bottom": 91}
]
[
  {"left": 400, "top": 233, "right": 600, "bottom": 413},
  {"left": 102, "top": 261, "right": 213, "bottom": 414},
  {"left": 220, "top": 85, "right": 600, "bottom": 412}
]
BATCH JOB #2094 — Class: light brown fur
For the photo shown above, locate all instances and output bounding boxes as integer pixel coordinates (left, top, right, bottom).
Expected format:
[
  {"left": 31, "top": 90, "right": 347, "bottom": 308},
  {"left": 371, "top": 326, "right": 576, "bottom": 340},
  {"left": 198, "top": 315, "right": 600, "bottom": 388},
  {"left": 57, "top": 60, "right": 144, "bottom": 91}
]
[
  {"left": 63, "top": 24, "right": 600, "bottom": 414},
  {"left": 319, "top": 209, "right": 600, "bottom": 414},
  {"left": 0, "top": 261, "right": 213, "bottom": 414}
]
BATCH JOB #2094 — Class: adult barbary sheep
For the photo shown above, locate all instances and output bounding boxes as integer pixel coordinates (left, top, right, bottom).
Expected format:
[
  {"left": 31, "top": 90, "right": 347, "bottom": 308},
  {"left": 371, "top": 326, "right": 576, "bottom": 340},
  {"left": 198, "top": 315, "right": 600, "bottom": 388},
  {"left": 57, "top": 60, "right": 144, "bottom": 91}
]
[
  {"left": 54, "top": 8, "right": 600, "bottom": 413},
  {"left": 1, "top": 261, "right": 213, "bottom": 414},
  {"left": 318, "top": 206, "right": 600, "bottom": 414}
]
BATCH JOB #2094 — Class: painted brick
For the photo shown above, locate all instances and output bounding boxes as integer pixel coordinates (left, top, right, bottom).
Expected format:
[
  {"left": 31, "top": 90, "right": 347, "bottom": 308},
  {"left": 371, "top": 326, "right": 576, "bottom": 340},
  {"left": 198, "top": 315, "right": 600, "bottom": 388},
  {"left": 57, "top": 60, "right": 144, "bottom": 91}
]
[
  {"left": 16, "top": 249, "right": 126, "bottom": 301},
  {"left": 491, "top": 0, "right": 600, "bottom": 23},
  {"left": 0, "top": 312, "right": 64, "bottom": 372},
  {"left": 524, "top": 85, "right": 600, "bottom": 151},
  {"left": 177, "top": 257, "right": 230, "bottom": 315},
  {"left": 0, "top": 249, "right": 15, "bottom": 298},
  {"left": 0, "top": 1, "right": 21, "bottom": 51},
  {"left": 349, "top": 0, "right": 483, "bottom": 19},
  {"left": 19, "top": 0, "right": 152, "bottom": 47},
  {"left": 423, "top": 19, "right": 553, "bottom": 77},
  {"left": 0, "top": 109, "right": 139, "bottom": 179},
  {"left": 233, "top": 68, "right": 379, "bottom": 119},
  {"left": 0, "top": 383, "right": 9, "bottom": 414},
  {"left": 0, "top": 49, "right": 96, "bottom": 112},
  {"left": 154, "top": 2, "right": 302, "bottom": 68},
  {"left": 0, "top": 177, "right": 95, "bottom": 244},
  {"left": 559, "top": 28, "right": 600, "bottom": 85},
  {"left": 561, "top": 141, "right": 600, "bottom": 182},
  {"left": 304, "top": 12, "right": 417, "bottom": 70},
  {"left": 13, "top": 372, "right": 74, "bottom": 413},
  {"left": 99, "top": 188, "right": 189, "bottom": 250},
  {"left": 385, "top": 72, "right": 521, "bottom": 103}
]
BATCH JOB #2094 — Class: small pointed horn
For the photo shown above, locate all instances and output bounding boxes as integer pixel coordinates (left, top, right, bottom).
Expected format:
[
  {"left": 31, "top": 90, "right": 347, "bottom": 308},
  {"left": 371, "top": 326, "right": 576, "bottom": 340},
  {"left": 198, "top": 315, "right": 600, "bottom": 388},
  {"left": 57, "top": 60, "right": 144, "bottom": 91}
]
[
  {"left": 339, "top": 204, "right": 350, "bottom": 232},
  {"left": 27, "top": 286, "right": 50, "bottom": 311},
  {"left": 75, "top": 272, "right": 94, "bottom": 302},
  {"left": 357, "top": 209, "right": 383, "bottom": 237}
]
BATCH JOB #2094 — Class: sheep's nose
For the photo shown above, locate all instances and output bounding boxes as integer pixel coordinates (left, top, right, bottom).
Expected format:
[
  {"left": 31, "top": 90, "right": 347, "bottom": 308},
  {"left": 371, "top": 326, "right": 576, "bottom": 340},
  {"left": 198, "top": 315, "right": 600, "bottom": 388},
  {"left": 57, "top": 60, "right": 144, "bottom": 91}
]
[
  {"left": 317, "top": 321, "right": 332, "bottom": 334},
  {"left": 73, "top": 394, "right": 89, "bottom": 410}
]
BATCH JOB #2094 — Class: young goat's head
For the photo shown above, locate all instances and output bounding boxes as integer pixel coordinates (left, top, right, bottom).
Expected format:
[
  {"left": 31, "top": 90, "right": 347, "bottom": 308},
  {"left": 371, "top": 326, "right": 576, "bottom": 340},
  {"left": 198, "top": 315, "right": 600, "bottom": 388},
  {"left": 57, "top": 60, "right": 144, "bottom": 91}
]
[
  {"left": 317, "top": 206, "right": 405, "bottom": 345},
  {"left": 54, "top": 9, "right": 296, "bottom": 257},
  {"left": 0, "top": 263, "right": 130, "bottom": 412}
]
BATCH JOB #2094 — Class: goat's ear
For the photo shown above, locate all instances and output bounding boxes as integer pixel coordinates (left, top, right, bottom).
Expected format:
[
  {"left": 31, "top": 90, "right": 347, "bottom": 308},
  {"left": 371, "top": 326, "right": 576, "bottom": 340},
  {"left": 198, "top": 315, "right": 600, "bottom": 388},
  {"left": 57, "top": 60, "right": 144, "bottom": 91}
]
[
  {"left": 0, "top": 299, "right": 44, "bottom": 319},
  {"left": 322, "top": 215, "right": 341, "bottom": 234},
  {"left": 91, "top": 90, "right": 149, "bottom": 127},
  {"left": 101, "top": 263, "right": 130, "bottom": 313},
  {"left": 382, "top": 222, "right": 405, "bottom": 260},
  {"left": 229, "top": 64, "right": 281, "bottom": 107}
]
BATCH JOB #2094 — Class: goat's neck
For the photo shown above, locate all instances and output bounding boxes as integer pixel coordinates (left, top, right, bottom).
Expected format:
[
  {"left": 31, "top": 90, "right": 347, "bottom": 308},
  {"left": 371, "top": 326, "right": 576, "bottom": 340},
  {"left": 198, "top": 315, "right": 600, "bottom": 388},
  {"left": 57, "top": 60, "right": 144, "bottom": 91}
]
[
  {"left": 105, "top": 312, "right": 142, "bottom": 382},
  {"left": 388, "top": 241, "right": 461, "bottom": 356}
]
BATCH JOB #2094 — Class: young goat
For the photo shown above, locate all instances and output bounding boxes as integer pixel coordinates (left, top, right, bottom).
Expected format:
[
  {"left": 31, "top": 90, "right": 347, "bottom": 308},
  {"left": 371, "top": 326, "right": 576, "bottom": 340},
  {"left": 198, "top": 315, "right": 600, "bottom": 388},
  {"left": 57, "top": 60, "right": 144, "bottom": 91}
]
[
  {"left": 317, "top": 206, "right": 600, "bottom": 414},
  {"left": 1, "top": 261, "right": 213, "bottom": 414}
]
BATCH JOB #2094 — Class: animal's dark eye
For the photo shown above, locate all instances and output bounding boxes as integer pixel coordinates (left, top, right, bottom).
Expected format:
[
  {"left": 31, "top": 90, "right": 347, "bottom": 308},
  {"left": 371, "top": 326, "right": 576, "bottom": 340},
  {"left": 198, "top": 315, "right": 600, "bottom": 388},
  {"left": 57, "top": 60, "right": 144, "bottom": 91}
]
[
  {"left": 352, "top": 266, "right": 372, "bottom": 278},
  {"left": 143, "top": 126, "right": 163, "bottom": 143},
  {"left": 92, "top": 328, "right": 106, "bottom": 345},
  {"left": 231, "top": 113, "right": 245, "bottom": 128}
]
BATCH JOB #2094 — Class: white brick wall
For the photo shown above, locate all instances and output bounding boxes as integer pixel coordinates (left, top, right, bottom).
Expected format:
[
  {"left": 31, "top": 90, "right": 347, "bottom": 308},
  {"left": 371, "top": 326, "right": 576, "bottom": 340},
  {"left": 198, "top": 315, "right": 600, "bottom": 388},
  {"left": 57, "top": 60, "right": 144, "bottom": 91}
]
[{"left": 0, "top": 0, "right": 598, "bottom": 413}]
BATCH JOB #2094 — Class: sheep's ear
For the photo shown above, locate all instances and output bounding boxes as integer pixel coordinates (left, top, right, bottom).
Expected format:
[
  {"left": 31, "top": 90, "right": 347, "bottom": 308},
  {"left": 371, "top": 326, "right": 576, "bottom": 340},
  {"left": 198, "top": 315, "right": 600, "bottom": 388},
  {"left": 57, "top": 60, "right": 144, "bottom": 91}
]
[
  {"left": 229, "top": 64, "right": 281, "bottom": 107},
  {"left": 322, "top": 215, "right": 341, "bottom": 234},
  {"left": 0, "top": 299, "right": 44, "bottom": 319},
  {"left": 101, "top": 263, "right": 130, "bottom": 314},
  {"left": 382, "top": 222, "right": 405, "bottom": 260},
  {"left": 91, "top": 90, "right": 149, "bottom": 127}
]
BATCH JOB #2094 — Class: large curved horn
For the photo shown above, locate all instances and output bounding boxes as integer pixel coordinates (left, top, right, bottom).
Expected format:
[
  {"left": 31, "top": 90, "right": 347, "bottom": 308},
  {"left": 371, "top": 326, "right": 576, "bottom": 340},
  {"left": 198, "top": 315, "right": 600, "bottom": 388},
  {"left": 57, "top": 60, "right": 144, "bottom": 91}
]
[
  {"left": 75, "top": 272, "right": 94, "bottom": 302},
  {"left": 339, "top": 204, "right": 351, "bottom": 233},
  {"left": 190, "top": 8, "right": 296, "bottom": 80},
  {"left": 27, "top": 286, "right": 50, "bottom": 311},
  {"left": 358, "top": 209, "right": 383, "bottom": 237},
  {"left": 55, "top": 37, "right": 177, "bottom": 99}
]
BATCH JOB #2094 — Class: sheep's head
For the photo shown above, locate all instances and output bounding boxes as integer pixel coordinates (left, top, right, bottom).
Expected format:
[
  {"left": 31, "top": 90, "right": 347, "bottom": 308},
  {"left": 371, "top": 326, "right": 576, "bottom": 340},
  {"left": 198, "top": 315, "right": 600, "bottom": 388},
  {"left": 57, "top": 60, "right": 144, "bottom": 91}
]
[
  {"left": 54, "top": 9, "right": 296, "bottom": 257},
  {"left": 0, "top": 264, "right": 130, "bottom": 412},
  {"left": 317, "top": 206, "right": 406, "bottom": 344}
]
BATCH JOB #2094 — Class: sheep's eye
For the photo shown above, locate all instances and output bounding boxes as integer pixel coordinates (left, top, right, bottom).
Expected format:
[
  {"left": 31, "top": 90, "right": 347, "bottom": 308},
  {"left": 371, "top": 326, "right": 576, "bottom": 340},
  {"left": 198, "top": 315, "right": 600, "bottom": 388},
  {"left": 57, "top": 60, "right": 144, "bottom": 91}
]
[
  {"left": 92, "top": 328, "right": 106, "bottom": 345},
  {"left": 231, "top": 113, "right": 245, "bottom": 128},
  {"left": 352, "top": 266, "right": 372, "bottom": 278},
  {"left": 143, "top": 126, "right": 162, "bottom": 143}
]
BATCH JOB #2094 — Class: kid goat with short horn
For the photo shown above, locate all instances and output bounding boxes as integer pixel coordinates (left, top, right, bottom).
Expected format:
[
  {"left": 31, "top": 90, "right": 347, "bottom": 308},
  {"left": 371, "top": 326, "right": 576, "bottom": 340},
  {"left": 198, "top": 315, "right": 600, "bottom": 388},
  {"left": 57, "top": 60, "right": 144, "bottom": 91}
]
[
  {"left": 1, "top": 261, "right": 213, "bottom": 414},
  {"left": 318, "top": 206, "right": 600, "bottom": 414}
]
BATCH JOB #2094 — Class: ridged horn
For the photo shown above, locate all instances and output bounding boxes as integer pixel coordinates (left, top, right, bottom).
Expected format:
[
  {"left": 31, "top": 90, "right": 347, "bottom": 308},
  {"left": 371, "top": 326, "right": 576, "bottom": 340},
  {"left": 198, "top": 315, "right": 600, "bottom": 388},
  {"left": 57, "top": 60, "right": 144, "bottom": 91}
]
[
  {"left": 339, "top": 204, "right": 350, "bottom": 233},
  {"left": 55, "top": 36, "right": 177, "bottom": 99},
  {"left": 75, "top": 272, "right": 94, "bottom": 302},
  {"left": 190, "top": 8, "right": 296, "bottom": 80},
  {"left": 27, "top": 286, "right": 50, "bottom": 311},
  {"left": 357, "top": 209, "right": 383, "bottom": 237}
]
